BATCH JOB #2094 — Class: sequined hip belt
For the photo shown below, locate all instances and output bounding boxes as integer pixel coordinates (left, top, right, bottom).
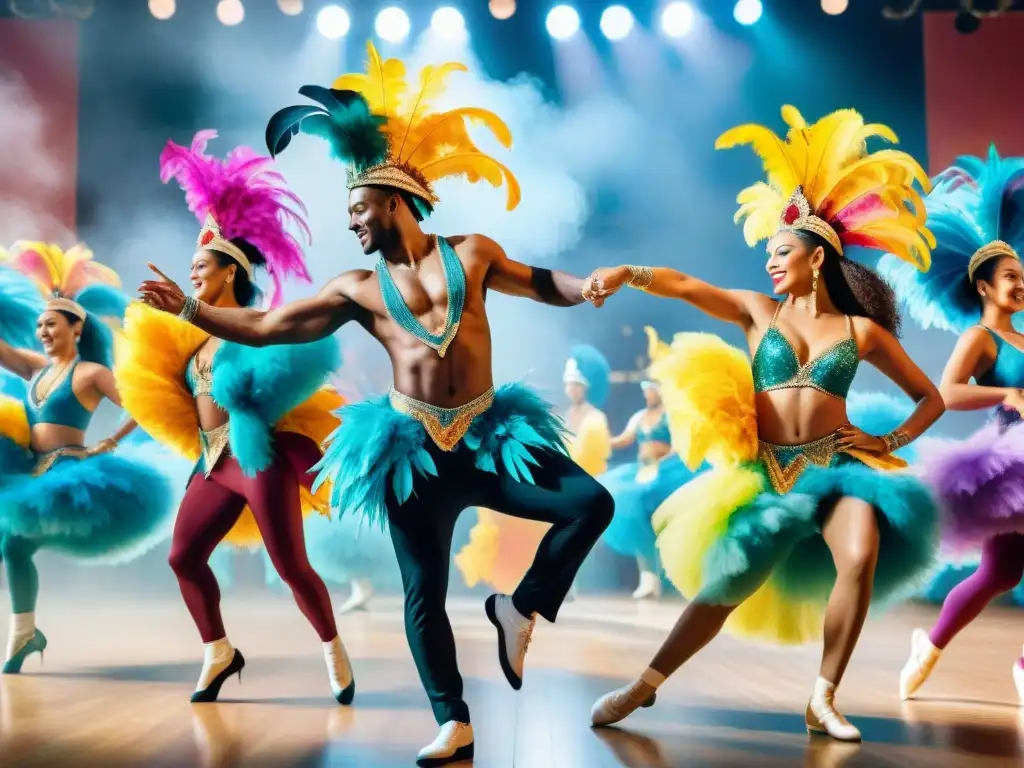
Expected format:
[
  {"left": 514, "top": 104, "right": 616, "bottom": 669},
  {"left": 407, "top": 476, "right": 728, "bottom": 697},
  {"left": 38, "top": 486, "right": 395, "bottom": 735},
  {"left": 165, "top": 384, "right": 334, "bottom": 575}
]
[
  {"left": 757, "top": 430, "right": 844, "bottom": 495},
  {"left": 199, "top": 422, "right": 231, "bottom": 476},
  {"left": 388, "top": 387, "right": 495, "bottom": 452},
  {"left": 33, "top": 445, "right": 90, "bottom": 476}
]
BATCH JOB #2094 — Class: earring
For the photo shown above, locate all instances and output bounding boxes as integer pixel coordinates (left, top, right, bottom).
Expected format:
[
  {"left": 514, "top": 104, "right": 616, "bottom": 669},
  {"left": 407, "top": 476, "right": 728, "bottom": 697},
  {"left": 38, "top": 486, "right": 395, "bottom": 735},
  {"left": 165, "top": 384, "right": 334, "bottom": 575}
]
[{"left": 810, "top": 268, "right": 819, "bottom": 315}]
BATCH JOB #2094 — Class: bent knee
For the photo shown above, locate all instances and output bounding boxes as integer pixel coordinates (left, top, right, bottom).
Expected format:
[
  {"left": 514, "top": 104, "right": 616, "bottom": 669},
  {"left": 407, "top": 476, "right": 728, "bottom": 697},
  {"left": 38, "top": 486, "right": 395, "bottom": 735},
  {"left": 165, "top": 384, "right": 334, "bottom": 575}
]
[
  {"left": 168, "top": 545, "right": 203, "bottom": 576},
  {"left": 582, "top": 482, "right": 615, "bottom": 530}
]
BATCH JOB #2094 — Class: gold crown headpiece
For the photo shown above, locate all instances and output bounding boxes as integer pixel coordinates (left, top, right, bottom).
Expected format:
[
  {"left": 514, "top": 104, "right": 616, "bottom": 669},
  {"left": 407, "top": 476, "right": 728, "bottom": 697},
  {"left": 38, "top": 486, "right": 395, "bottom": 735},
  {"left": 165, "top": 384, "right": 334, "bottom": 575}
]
[
  {"left": 716, "top": 105, "right": 934, "bottom": 271},
  {"left": 968, "top": 240, "right": 1020, "bottom": 281},
  {"left": 196, "top": 214, "right": 254, "bottom": 279}
]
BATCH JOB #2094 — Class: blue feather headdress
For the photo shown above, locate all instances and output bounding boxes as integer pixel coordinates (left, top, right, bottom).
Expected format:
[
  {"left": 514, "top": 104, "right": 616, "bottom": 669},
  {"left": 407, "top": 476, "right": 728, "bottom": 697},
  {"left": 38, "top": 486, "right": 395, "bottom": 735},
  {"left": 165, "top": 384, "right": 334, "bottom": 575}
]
[
  {"left": 878, "top": 146, "right": 1024, "bottom": 334},
  {"left": 563, "top": 345, "right": 611, "bottom": 408}
]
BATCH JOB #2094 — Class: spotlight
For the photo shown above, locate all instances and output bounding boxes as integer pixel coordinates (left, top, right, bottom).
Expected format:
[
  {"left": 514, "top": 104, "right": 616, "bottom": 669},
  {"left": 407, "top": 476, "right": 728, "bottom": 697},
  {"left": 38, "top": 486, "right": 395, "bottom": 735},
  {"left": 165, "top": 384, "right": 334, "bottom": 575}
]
[
  {"left": 954, "top": 10, "right": 981, "bottom": 33},
  {"left": 376, "top": 7, "right": 411, "bottom": 42},
  {"left": 216, "top": 0, "right": 244, "bottom": 26},
  {"left": 148, "top": 0, "right": 175, "bottom": 20},
  {"left": 820, "top": 0, "right": 848, "bottom": 14},
  {"left": 546, "top": 5, "right": 580, "bottom": 40},
  {"left": 431, "top": 7, "right": 466, "bottom": 40},
  {"left": 733, "top": 0, "right": 762, "bottom": 25},
  {"left": 277, "top": 0, "right": 303, "bottom": 15},
  {"left": 317, "top": 5, "right": 350, "bottom": 38},
  {"left": 661, "top": 2, "right": 694, "bottom": 38},
  {"left": 600, "top": 5, "right": 634, "bottom": 41},
  {"left": 489, "top": 0, "right": 516, "bottom": 20}
]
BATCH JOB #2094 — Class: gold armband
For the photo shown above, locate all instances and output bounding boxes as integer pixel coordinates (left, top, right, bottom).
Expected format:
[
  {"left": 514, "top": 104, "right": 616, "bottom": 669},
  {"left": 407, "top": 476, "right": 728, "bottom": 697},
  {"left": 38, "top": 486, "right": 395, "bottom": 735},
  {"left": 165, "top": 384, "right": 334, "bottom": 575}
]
[
  {"left": 881, "top": 430, "right": 912, "bottom": 454},
  {"left": 625, "top": 265, "right": 654, "bottom": 291}
]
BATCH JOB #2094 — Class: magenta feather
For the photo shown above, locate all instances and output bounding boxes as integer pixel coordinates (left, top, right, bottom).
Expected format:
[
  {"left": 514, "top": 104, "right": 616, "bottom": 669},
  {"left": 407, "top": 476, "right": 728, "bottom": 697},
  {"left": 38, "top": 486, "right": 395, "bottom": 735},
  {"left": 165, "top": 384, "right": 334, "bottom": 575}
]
[{"left": 159, "top": 130, "right": 312, "bottom": 307}]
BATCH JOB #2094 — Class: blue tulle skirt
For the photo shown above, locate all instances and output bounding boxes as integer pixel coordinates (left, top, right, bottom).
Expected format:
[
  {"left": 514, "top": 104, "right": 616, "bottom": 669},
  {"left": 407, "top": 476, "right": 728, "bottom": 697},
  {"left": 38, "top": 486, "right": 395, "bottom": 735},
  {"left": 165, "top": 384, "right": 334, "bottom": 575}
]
[
  {"left": 0, "top": 438, "right": 176, "bottom": 564},
  {"left": 598, "top": 454, "right": 692, "bottom": 563}
]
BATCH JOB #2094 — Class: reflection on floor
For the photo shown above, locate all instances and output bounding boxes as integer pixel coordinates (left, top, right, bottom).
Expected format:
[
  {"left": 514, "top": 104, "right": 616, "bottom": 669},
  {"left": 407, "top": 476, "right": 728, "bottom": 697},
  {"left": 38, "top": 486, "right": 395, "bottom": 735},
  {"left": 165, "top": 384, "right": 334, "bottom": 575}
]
[{"left": 0, "top": 595, "right": 1021, "bottom": 766}]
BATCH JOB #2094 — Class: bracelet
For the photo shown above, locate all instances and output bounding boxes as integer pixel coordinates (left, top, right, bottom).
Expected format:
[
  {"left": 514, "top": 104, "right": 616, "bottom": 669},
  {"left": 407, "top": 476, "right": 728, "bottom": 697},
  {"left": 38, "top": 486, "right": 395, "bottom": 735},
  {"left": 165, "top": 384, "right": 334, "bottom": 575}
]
[
  {"left": 178, "top": 295, "right": 200, "bottom": 323},
  {"left": 881, "top": 430, "right": 912, "bottom": 454},
  {"left": 625, "top": 265, "right": 654, "bottom": 291}
]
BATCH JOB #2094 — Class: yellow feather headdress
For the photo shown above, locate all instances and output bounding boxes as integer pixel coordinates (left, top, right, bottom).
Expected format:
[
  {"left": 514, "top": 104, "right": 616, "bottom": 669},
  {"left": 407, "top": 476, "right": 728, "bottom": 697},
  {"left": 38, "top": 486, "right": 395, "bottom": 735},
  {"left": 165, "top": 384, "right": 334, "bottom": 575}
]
[
  {"left": 0, "top": 241, "right": 121, "bottom": 320},
  {"left": 266, "top": 41, "right": 521, "bottom": 218},
  {"left": 715, "top": 105, "right": 935, "bottom": 271}
]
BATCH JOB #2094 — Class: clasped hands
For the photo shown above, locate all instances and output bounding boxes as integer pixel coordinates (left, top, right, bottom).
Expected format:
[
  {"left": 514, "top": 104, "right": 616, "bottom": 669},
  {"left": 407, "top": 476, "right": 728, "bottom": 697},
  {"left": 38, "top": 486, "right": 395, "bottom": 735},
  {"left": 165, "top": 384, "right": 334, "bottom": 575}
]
[{"left": 582, "top": 266, "right": 630, "bottom": 308}]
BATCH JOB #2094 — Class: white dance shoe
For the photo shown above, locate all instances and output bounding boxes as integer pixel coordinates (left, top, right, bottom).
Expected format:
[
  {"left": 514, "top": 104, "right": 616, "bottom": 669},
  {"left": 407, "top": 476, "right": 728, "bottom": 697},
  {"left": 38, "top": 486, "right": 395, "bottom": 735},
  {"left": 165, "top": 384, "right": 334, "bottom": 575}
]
[
  {"left": 416, "top": 721, "right": 474, "bottom": 767},
  {"left": 338, "top": 579, "right": 374, "bottom": 615},
  {"left": 632, "top": 571, "right": 662, "bottom": 600},
  {"left": 485, "top": 594, "right": 535, "bottom": 690},
  {"left": 590, "top": 679, "right": 658, "bottom": 727},
  {"left": 806, "top": 677, "right": 861, "bottom": 742},
  {"left": 324, "top": 635, "right": 355, "bottom": 705},
  {"left": 899, "top": 628, "right": 941, "bottom": 701}
]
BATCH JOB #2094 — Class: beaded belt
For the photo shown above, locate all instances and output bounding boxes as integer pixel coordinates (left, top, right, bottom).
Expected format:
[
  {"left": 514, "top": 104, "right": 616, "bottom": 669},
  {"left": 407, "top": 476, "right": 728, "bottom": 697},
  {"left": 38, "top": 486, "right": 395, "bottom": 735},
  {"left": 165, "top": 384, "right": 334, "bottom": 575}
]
[
  {"left": 199, "top": 422, "right": 231, "bottom": 476},
  {"left": 33, "top": 445, "right": 90, "bottom": 476},
  {"left": 388, "top": 387, "right": 495, "bottom": 452},
  {"left": 757, "top": 431, "right": 843, "bottom": 495}
]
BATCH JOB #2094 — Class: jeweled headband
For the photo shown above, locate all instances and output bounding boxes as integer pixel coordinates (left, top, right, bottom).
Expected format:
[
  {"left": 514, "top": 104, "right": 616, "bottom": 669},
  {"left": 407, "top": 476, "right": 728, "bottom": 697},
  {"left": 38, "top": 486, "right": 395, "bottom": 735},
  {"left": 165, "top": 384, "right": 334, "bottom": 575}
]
[
  {"left": 967, "top": 240, "right": 1019, "bottom": 282},
  {"left": 196, "top": 214, "right": 254, "bottom": 279},
  {"left": 778, "top": 188, "right": 844, "bottom": 256},
  {"left": 45, "top": 295, "right": 86, "bottom": 321}
]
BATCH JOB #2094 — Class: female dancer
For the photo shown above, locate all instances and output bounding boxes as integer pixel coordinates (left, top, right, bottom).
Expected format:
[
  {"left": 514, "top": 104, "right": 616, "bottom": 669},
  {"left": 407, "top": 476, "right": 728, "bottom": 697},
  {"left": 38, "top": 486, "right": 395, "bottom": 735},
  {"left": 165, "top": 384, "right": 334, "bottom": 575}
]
[
  {"left": 879, "top": 148, "right": 1024, "bottom": 701},
  {"left": 600, "top": 378, "right": 690, "bottom": 599},
  {"left": 454, "top": 345, "right": 612, "bottom": 594},
  {"left": 584, "top": 106, "right": 943, "bottom": 740},
  {"left": 119, "top": 130, "right": 353, "bottom": 704},
  {"left": 0, "top": 243, "right": 176, "bottom": 673}
]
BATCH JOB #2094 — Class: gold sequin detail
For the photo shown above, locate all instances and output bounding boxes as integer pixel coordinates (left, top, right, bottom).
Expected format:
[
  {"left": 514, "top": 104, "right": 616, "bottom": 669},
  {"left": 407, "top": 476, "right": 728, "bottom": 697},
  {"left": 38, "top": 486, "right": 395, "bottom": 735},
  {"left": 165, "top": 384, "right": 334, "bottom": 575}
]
[
  {"left": 33, "top": 445, "right": 90, "bottom": 476},
  {"left": 758, "top": 431, "right": 842, "bottom": 495},
  {"left": 199, "top": 422, "right": 231, "bottom": 476},
  {"left": 389, "top": 387, "right": 495, "bottom": 452},
  {"left": 190, "top": 355, "right": 214, "bottom": 398}
]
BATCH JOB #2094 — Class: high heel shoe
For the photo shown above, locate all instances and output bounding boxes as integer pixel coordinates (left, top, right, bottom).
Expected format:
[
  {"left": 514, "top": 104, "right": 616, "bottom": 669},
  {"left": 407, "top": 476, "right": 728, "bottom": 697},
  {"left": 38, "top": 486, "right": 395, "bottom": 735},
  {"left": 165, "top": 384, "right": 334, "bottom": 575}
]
[
  {"left": 2, "top": 629, "right": 47, "bottom": 675},
  {"left": 191, "top": 649, "right": 245, "bottom": 703}
]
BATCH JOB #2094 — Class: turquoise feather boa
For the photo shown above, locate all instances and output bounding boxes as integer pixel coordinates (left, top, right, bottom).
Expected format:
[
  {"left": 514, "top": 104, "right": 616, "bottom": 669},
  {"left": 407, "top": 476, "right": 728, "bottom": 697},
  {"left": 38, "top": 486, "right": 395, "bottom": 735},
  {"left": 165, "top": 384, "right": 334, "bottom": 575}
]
[{"left": 312, "top": 383, "right": 569, "bottom": 528}]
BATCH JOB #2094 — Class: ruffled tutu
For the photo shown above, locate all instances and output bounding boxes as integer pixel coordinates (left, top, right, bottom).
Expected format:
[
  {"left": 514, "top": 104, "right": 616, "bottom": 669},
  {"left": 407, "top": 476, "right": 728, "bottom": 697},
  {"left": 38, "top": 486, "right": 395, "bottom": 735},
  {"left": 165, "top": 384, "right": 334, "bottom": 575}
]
[
  {"left": 915, "top": 413, "right": 1024, "bottom": 557},
  {"left": 0, "top": 439, "right": 176, "bottom": 563},
  {"left": 599, "top": 454, "right": 692, "bottom": 562}
]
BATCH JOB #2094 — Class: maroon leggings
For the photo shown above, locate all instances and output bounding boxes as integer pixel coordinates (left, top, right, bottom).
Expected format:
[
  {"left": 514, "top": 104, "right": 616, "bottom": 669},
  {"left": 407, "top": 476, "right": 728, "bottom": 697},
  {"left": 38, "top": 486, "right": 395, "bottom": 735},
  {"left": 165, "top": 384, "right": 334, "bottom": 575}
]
[{"left": 168, "top": 432, "right": 338, "bottom": 643}]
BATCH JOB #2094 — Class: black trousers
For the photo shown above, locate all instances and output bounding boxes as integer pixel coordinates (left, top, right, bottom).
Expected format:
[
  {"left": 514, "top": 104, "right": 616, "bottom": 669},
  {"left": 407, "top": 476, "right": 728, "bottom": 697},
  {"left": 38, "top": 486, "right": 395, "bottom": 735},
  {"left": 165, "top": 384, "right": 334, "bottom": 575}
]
[{"left": 385, "top": 444, "right": 614, "bottom": 725}]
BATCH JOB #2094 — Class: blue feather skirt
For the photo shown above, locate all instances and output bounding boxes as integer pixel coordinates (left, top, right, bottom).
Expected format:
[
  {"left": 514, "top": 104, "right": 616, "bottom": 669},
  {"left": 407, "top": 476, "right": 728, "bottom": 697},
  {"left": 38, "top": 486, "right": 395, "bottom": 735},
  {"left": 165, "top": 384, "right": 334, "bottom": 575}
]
[
  {"left": 313, "top": 382, "right": 570, "bottom": 526},
  {"left": 0, "top": 438, "right": 176, "bottom": 564},
  {"left": 598, "top": 455, "right": 692, "bottom": 563}
]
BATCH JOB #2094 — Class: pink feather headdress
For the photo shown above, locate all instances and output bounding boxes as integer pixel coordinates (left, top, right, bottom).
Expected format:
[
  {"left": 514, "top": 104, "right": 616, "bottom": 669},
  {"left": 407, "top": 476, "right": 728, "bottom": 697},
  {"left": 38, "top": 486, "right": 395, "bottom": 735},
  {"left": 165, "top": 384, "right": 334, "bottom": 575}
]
[{"left": 159, "top": 130, "right": 312, "bottom": 307}]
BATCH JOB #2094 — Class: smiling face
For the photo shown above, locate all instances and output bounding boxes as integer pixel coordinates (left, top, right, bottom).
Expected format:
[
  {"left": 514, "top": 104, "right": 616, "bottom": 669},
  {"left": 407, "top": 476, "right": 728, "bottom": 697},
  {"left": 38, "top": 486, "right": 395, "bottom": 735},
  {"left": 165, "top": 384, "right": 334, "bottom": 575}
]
[
  {"left": 36, "top": 310, "right": 80, "bottom": 356},
  {"left": 765, "top": 230, "right": 824, "bottom": 296},
  {"left": 348, "top": 186, "right": 399, "bottom": 255},
  {"left": 190, "top": 250, "right": 236, "bottom": 304},
  {"left": 977, "top": 255, "right": 1024, "bottom": 315}
]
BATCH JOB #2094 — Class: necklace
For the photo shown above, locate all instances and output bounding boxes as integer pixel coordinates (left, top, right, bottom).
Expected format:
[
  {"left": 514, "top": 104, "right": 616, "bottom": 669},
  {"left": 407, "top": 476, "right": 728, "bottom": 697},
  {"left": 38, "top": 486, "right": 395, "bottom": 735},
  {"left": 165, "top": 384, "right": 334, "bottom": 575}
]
[
  {"left": 33, "top": 358, "right": 75, "bottom": 404},
  {"left": 376, "top": 236, "right": 466, "bottom": 358}
]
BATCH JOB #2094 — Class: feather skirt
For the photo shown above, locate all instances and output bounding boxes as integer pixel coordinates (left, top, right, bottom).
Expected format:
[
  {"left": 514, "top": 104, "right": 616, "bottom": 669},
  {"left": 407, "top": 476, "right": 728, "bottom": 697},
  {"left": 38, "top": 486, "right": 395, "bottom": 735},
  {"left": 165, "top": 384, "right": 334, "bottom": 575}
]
[
  {"left": 598, "top": 455, "right": 693, "bottom": 562},
  {"left": 654, "top": 456, "right": 939, "bottom": 645},
  {"left": 915, "top": 415, "right": 1024, "bottom": 556},
  {"left": 0, "top": 438, "right": 175, "bottom": 564}
]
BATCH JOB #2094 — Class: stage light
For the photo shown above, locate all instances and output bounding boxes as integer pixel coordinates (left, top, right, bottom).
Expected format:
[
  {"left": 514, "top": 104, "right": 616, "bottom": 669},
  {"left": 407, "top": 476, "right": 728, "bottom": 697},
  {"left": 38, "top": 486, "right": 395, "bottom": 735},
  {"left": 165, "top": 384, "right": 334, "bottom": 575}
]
[
  {"left": 148, "top": 0, "right": 175, "bottom": 20},
  {"left": 821, "top": 0, "right": 848, "bottom": 14},
  {"left": 376, "top": 7, "right": 411, "bottom": 42},
  {"left": 660, "top": 2, "right": 695, "bottom": 38},
  {"left": 431, "top": 7, "right": 466, "bottom": 40},
  {"left": 489, "top": 0, "right": 516, "bottom": 20},
  {"left": 317, "top": 5, "right": 350, "bottom": 38},
  {"left": 733, "top": 0, "right": 762, "bottom": 25},
  {"left": 600, "top": 5, "right": 634, "bottom": 41},
  {"left": 546, "top": 5, "right": 580, "bottom": 40},
  {"left": 216, "top": 0, "right": 244, "bottom": 26},
  {"left": 277, "top": 0, "right": 303, "bottom": 16}
]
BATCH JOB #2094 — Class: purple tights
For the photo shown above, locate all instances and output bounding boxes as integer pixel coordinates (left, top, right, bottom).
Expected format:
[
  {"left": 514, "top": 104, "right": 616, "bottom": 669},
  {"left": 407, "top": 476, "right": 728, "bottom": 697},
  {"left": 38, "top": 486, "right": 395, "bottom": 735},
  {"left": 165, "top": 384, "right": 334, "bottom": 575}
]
[{"left": 930, "top": 533, "right": 1024, "bottom": 649}]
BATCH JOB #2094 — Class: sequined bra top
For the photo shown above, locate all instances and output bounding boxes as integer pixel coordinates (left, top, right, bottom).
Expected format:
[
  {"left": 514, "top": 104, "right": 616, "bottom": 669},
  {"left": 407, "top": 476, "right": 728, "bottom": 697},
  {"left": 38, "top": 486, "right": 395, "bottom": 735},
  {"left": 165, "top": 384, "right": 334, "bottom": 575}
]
[
  {"left": 26, "top": 359, "right": 93, "bottom": 431},
  {"left": 636, "top": 412, "right": 671, "bottom": 445},
  {"left": 752, "top": 304, "right": 860, "bottom": 401},
  {"left": 185, "top": 355, "right": 214, "bottom": 398},
  {"left": 976, "top": 327, "right": 1024, "bottom": 389}
]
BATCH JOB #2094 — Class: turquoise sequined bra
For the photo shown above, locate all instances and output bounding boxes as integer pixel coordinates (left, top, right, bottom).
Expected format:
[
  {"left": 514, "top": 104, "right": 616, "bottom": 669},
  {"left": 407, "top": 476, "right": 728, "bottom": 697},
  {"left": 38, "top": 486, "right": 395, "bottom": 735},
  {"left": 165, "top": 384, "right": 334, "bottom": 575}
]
[
  {"left": 25, "top": 359, "right": 93, "bottom": 431},
  {"left": 752, "top": 303, "right": 860, "bottom": 401},
  {"left": 976, "top": 327, "right": 1024, "bottom": 389}
]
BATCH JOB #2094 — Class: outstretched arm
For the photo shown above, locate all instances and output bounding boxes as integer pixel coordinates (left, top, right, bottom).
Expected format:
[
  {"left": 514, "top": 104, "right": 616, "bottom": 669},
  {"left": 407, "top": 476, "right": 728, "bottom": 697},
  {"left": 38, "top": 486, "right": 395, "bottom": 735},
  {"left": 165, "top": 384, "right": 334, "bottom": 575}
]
[
  {"left": 139, "top": 267, "right": 365, "bottom": 347},
  {"left": 583, "top": 265, "right": 759, "bottom": 329},
  {"left": 610, "top": 411, "right": 642, "bottom": 450},
  {"left": 473, "top": 235, "right": 587, "bottom": 307},
  {"left": 81, "top": 364, "right": 138, "bottom": 454},
  {"left": 937, "top": 327, "right": 1015, "bottom": 411},
  {"left": 0, "top": 338, "right": 48, "bottom": 380}
]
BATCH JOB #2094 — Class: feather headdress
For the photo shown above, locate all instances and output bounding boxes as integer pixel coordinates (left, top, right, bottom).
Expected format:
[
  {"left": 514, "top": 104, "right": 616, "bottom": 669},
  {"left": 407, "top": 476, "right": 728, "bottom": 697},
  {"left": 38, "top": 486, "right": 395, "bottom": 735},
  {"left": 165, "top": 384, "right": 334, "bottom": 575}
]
[
  {"left": 266, "top": 40, "right": 521, "bottom": 220},
  {"left": 1, "top": 242, "right": 127, "bottom": 366},
  {"left": 159, "top": 130, "right": 312, "bottom": 307},
  {"left": 563, "top": 345, "right": 611, "bottom": 408},
  {"left": 878, "top": 146, "right": 1024, "bottom": 333},
  {"left": 715, "top": 105, "right": 935, "bottom": 271}
]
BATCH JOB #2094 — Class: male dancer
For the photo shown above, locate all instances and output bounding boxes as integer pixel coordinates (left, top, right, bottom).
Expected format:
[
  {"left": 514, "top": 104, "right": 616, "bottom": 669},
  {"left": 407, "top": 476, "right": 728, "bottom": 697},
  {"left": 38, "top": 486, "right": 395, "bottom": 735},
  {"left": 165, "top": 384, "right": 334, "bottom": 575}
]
[{"left": 140, "top": 43, "right": 613, "bottom": 767}]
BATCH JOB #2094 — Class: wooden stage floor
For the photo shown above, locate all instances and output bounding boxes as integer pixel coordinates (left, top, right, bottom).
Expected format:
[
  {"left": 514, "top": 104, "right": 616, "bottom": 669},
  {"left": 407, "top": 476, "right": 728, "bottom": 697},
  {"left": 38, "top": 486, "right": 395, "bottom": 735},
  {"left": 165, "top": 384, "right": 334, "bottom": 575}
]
[{"left": 0, "top": 593, "right": 1021, "bottom": 767}]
